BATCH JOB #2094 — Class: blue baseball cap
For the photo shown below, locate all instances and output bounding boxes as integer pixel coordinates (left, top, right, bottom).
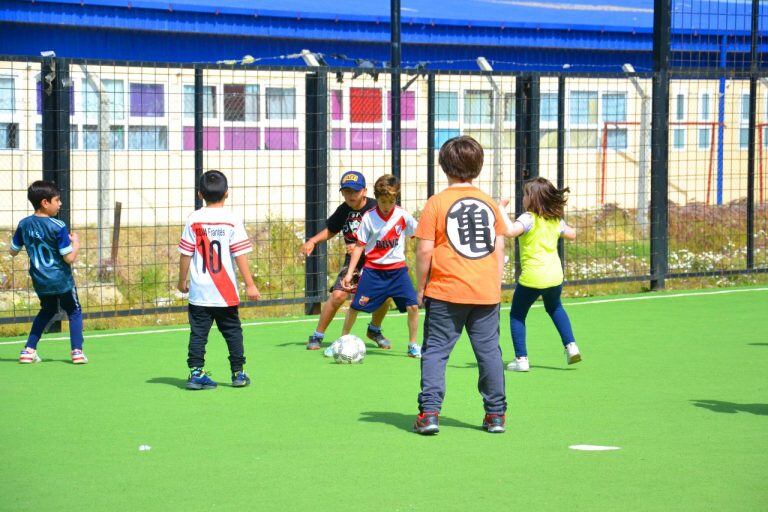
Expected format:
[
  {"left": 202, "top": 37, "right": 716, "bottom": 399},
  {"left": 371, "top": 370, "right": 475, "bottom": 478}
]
[{"left": 339, "top": 171, "right": 366, "bottom": 191}]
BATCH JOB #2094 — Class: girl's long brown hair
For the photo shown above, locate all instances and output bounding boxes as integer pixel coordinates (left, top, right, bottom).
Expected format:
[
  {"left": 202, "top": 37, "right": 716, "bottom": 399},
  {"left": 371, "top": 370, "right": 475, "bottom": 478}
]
[{"left": 524, "top": 177, "right": 569, "bottom": 220}]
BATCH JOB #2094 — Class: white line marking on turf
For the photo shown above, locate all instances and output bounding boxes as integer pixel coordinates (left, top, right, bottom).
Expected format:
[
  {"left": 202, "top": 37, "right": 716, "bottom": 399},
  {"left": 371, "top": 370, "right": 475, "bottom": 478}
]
[
  {"left": 569, "top": 444, "right": 621, "bottom": 451},
  {"left": 1, "top": 287, "right": 766, "bottom": 346}
]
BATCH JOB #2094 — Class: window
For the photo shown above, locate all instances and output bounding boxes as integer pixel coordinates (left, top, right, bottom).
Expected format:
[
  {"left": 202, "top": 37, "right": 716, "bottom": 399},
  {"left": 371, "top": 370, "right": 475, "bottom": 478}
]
[
  {"left": 570, "top": 91, "right": 598, "bottom": 125},
  {"left": 571, "top": 129, "right": 597, "bottom": 149},
  {"left": 35, "top": 124, "right": 79, "bottom": 150},
  {"left": 607, "top": 129, "right": 628, "bottom": 150},
  {"left": 675, "top": 94, "right": 685, "bottom": 121},
  {"left": 739, "top": 128, "right": 749, "bottom": 150},
  {"left": 602, "top": 93, "right": 626, "bottom": 122},
  {"left": 435, "top": 91, "right": 458, "bottom": 122},
  {"left": 266, "top": 87, "right": 296, "bottom": 120},
  {"left": 130, "top": 83, "right": 164, "bottom": 117},
  {"left": 84, "top": 124, "right": 98, "bottom": 150},
  {"left": 224, "top": 84, "right": 258, "bottom": 122},
  {"left": 673, "top": 129, "right": 685, "bottom": 149},
  {"left": 350, "top": 88, "right": 382, "bottom": 123},
  {"left": 464, "top": 90, "right": 493, "bottom": 124},
  {"left": 183, "top": 85, "right": 217, "bottom": 119},
  {"left": 741, "top": 93, "right": 750, "bottom": 122},
  {"left": 464, "top": 129, "right": 493, "bottom": 148},
  {"left": 36, "top": 81, "right": 75, "bottom": 115},
  {"left": 698, "top": 127, "right": 711, "bottom": 149},
  {"left": 434, "top": 128, "right": 459, "bottom": 148},
  {"left": 0, "top": 77, "right": 14, "bottom": 113},
  {"left": 603, "top": 93, "right": 627, "bottom": 150},
  {"left": 128, "top": 126, "right": 167, "bottom": 150},
  {"left": 540, "top": 93, "right": 557, "bottom": 124},
  {"left": 569, "top": 91, "right": 597, "bottom": 148},
  {"left": 700, "top": 93, "right": 711, "bottom": 121},
  {"left": 0, "top": 123, "right": 18, "bottom": 149},
  {"left": 84, "top": 125, "right": 124, "bottom": 150},
  {"left": 504, "top": 93, "right": 515, "bottom": 123},
  {"left": 540, "top": 130, "right": 557, "bottom": 149}
]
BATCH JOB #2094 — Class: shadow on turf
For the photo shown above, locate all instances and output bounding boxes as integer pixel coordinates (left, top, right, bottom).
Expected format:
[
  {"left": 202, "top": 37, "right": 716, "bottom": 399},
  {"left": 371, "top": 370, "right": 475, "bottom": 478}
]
[
  {"left": 359, "top": 411, "right": 480, "bottom": 432},
  {"left": 147, "top": 377, "right": 188, "bottom": 389},
  {"left": 447, "top": 362, "right": 574, "bottom": 371},
  {"left": 690, "top": 400, "right": 768, "bottom": 416},
  {"left": 748, "top": 343, "right": 768, "bottom": 347}
]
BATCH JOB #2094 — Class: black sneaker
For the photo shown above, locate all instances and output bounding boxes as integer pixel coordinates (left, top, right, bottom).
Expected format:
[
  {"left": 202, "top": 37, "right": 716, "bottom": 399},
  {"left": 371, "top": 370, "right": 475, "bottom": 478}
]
[
  {"left": 306, "top": 335, "right": 323, "bottom": 350},
  {"left": 413, "top": 411, "right": 439, "bottom": 435},
  {"left": 366, "top": 328, "right": 391, "bottom": 349},
  {"left": 231, "top": 371, "right": 251, "bottom": 388},
  {"left": 482, "top": 413, "right": 506, "bottom": 434}
]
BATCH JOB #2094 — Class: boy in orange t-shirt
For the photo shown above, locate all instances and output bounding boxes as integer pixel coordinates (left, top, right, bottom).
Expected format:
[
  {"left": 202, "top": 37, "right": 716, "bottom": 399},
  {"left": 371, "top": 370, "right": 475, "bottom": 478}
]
[{"left": 413, "top": 136, "right": 507, "bottom": 435}]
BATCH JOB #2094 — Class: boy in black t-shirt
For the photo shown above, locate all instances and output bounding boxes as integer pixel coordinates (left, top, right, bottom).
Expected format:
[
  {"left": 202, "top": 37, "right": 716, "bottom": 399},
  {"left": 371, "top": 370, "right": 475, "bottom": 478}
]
[{"left": 300, "top": 171, "right": 392, "bottom": 351}]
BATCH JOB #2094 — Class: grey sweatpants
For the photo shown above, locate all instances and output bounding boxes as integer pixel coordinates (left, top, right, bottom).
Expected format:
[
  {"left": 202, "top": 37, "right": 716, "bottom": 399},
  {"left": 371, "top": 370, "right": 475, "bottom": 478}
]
[{"left": 418, "top": 298, "right": 507, "bottom": 414}]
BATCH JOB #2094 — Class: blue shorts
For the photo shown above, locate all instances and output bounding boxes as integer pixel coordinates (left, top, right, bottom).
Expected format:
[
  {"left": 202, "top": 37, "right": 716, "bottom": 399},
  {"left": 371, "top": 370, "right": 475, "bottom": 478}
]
[{"left": 351, "top": 267, "right": 418, "bottom": 313}]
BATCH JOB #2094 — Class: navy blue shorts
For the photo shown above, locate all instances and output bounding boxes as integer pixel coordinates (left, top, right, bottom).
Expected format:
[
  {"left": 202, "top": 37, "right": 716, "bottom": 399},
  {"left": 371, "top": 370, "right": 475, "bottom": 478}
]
[{"left": 351, "top": 267, "right": 418, "bottom": 313}]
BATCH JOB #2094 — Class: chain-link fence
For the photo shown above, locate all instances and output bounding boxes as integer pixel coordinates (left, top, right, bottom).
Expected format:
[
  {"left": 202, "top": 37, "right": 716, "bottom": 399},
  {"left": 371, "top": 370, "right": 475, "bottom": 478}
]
[{"left": 0, "top": 0, "right": 766, "bottom": 328}]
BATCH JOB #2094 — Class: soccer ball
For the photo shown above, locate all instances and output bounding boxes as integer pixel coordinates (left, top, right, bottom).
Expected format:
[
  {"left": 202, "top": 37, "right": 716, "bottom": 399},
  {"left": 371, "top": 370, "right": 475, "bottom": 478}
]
[{"left": 331, "top": 334, "right": 366, "bottom": 364}]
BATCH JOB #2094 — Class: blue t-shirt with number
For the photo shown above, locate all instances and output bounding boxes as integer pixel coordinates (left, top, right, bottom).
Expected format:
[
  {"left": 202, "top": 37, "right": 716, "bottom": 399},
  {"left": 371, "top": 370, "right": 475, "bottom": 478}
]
[{"left": 11, "top": 215, "right": 75, "bottom": 295}]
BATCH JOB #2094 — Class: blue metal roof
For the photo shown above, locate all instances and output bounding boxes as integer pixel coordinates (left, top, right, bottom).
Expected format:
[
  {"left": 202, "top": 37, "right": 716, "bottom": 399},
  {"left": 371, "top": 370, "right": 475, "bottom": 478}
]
[{"left": 0, "top": 0, "right": 764, "bottom": 69}]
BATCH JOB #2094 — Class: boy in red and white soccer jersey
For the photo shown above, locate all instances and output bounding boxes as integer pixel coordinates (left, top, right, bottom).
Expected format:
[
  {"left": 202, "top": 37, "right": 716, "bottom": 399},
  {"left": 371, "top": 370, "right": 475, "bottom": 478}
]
[
  {"left": 340, "top": 174, "right": 421, "bottom": 358},
  {"left": 177, "top": 170, "right": 260, "bottom": 390}
]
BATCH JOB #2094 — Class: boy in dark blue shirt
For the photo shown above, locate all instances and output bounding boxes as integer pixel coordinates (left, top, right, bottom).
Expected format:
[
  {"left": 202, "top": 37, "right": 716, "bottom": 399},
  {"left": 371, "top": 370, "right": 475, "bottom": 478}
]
[{"left": 10, "top": 180, "right": 86, "bottom": 364}]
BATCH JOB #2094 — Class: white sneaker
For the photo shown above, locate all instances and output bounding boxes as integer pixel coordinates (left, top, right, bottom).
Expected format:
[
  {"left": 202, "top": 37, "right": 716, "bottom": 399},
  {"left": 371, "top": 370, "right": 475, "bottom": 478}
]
[
  {"left": 71, "top": 349, "right": 88, "bottom": 365},
  {"left": 565, "top": 342, "right": 582, "bottom": 365},
  {"left": 506, "top": 357, "right": 530, "bottom": 372},
  {"left": 19, "top": 347, "right": 41, "bottom": 364}
]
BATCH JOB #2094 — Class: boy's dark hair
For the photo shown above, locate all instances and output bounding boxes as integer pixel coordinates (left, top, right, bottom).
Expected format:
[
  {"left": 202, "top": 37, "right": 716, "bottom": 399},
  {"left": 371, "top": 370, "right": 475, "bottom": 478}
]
[
  {"left": 524, "top": 177, "right": 569, "bottom": 220},
  {"left": 27, "top": 180, "right": 60, "bottom": 210},
  {"left": 438, "top": 136, "right": 484, "bottom": 181},
  {"left": 373, "top": 174, "right": 400, "bottom": 199},
  {"left": 199, "top": 170, "right": 228, "bottom": 203}
]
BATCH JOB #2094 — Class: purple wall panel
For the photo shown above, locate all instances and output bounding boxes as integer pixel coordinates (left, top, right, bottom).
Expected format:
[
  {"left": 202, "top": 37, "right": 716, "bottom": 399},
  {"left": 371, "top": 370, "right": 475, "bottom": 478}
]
[
  {"left": 183, "top": 126, "right": 220, "bottom": 150},
  {"left": 331, "top": 128, "right": 346, "bottom": 150},
  {"left": 224, "top": 127, "right": 260, "bottom": 150},
  {"left": 350, "top": 128, "right": 382, "bottom": 150},
  {"left": 265, "top": 128, "right": 298, "bottom": 150},
  {"left": 387, "top": 90, "right": 416, "bottom": 121},
  {"left": 387, "top": 128, "right": 418, "bottom": 150}
]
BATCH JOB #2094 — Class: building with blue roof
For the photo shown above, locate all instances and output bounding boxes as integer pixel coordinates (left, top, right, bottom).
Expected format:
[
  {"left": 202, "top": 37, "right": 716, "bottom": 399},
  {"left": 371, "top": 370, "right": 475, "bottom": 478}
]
[{"left": 1, "top": 0, "right": 765, "bottom": 71}]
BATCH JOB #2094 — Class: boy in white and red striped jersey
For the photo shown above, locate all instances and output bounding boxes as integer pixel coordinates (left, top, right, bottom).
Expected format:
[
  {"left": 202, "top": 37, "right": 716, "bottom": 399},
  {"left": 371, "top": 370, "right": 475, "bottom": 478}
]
[
  {"left": 177, "top": 170, "right": 260, "bottom": 390},
  {"left": 340, "top": 174, "right": 421, "bottom": 358}
]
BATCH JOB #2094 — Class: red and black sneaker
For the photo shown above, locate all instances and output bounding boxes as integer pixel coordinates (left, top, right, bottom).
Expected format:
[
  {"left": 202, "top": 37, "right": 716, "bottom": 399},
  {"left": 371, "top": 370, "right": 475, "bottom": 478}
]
[
  {"left": 413, "top": 411, "right": 439, "bottom": 435},
  {"left": 482, "top": 413, "right": 506, "bottom": 434}
]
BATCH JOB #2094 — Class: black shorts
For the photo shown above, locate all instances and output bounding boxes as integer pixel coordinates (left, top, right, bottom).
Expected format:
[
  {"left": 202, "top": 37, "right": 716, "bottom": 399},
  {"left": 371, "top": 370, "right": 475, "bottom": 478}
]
[{"left": 330, "top": 261, "right": 364, "bottom": 293}]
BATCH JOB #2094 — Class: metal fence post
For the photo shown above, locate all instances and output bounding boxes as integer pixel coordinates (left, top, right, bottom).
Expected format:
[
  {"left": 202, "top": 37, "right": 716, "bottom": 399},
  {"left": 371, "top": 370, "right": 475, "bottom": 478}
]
[
  {"left": 650, "top": 0, "right": 671, "bottom": 290},
  {"left": 194, "top": 66, "right": 203, "bottom": 210},
  {"left": 746, "top": 0, "right": 759, "bottom": 270},
  {"left": 391, "top": 0, "right": 401, "bottom": 182},
  {"left": 557, "top": 75, "right": 566, "bottom": 268},
  {"left": 305, "top": 71, "right": 329, "bottom": 315},
  {"left": 514, "top": 75, "right": 541, "bottom": 279},
  {"left": 41, "top": 56, "right": 71, "bottom": 333},
  {"left": 427, "top": 73, "right": 436, "bottom": 198}
]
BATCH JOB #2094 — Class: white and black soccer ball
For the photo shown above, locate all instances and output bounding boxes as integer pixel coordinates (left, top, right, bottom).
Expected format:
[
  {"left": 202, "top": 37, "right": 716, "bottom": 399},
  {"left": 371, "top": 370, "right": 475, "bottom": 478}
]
[{"left": 331, "top": 334, "right": 366, "bottom": 364}]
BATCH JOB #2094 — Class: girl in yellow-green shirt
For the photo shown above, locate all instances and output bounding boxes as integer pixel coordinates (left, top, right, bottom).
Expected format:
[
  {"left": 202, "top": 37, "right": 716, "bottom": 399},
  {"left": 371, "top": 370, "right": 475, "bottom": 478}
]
[{"left": 499, "top": 177, "right": 581, "bottom": 372}]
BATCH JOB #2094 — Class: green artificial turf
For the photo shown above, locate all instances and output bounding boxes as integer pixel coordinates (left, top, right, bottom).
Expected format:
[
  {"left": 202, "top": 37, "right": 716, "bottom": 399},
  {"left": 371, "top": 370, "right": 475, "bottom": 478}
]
[{"left": 1, "top": 287, "right": 766, "bottom": 511}]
